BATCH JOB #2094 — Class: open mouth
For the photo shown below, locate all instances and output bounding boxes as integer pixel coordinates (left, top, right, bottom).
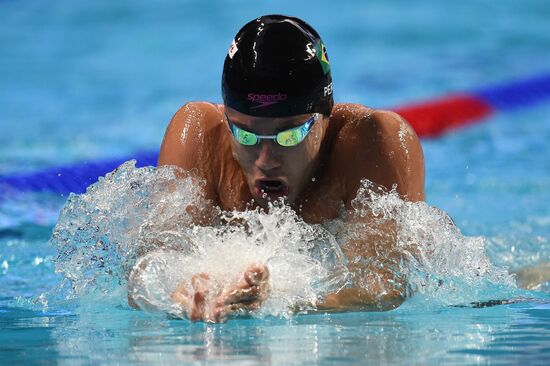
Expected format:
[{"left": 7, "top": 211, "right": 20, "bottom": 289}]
[{"left": 255, "top": 179, "right": 289, "bottom": 200}]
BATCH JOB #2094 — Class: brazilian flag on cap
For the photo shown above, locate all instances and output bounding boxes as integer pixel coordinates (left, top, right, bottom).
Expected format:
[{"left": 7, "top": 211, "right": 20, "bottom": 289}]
[{"left": 315, "top": 41, "right": 330, "bottom": 75}]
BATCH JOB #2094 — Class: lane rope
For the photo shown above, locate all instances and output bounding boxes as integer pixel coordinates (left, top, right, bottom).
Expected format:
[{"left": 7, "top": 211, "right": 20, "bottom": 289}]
[{"left": 2, "top": 73, "right": 550, "bottom": 195}]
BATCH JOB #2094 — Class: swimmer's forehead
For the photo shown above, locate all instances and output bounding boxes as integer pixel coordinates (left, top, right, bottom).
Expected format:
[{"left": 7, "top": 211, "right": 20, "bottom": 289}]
[{"left": 225, "top": 107, "right": 314, "bottom": 132}]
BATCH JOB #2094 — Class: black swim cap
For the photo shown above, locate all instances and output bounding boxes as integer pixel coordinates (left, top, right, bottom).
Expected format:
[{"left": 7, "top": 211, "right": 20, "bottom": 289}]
[{"left": 222, "top": 15, "right": 334, "bottom": 118}]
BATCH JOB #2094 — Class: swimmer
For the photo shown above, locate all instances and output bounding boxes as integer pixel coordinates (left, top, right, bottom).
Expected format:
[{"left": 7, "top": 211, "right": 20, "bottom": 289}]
[{"left": 128, "top": 14, "right": 425, "bottom": 321}]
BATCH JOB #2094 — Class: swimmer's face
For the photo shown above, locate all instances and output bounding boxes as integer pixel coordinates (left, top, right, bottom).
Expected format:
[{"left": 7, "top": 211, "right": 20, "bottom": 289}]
[{"left": 225, "top": 106, "right": 328, "bottom": 208}]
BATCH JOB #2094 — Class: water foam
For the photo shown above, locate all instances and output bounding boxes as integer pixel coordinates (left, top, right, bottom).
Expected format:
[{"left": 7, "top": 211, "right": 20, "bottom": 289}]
[
  {"left": 333, "top": 181, "right": 517, "bottom": 307},
  {"left": 46, "top": 161, "right": 519, "bottom": 317},
  {"left": 49, "top": 161, "right": 349, "bottom": 317}
]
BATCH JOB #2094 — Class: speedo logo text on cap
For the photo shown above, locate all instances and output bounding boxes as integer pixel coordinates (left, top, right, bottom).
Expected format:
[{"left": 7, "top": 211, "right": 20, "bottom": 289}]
[{"left": 248, "top": 93, "right": 288, "bottom": 109}]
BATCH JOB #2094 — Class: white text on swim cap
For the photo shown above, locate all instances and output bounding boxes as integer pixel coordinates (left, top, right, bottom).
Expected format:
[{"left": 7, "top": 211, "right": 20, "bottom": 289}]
[{"left": 324, "top": 82, "right": 333, "bottom": 97}]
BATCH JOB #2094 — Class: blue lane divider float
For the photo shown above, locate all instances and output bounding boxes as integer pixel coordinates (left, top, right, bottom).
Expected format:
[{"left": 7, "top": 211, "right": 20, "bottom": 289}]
[
  {"left": 1, "top": 72, "right": 550, "bottom": 196},
  {"left": 472, "top": 73, "right": 550, "bottom": 111},
  {"left": 0, "top": 151, "right": 158, "bottom": 195}
]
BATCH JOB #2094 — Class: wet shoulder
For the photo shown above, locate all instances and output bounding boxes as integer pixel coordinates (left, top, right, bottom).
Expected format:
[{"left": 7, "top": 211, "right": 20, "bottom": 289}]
[
  {"left": 327, "top": 103, "right": 424, "bottom": 202},
  {"left": 170, "top": 101, "right": 225, "bottom": 137},
  {"left": 327, "top": 103, "right": 372, "bottom": 137},
  {"left": 330, "top": 103, "right": 419, "bottom": 151},
  {"left": 158, "top": 101, "right": 228, "bottom": 170}
]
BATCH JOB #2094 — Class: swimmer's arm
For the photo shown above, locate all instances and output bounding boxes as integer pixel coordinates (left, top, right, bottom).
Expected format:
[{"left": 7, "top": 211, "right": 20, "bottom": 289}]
[
  {"left": 314, "top": 109, "right": 425, "bottom": 311},
  {"left": 316, "top": 285, "right": 405, "bottom": 312},
  {"left": 158, "top": 102, "right": 220, "bottom": 206},
  {"left": 155, "top": 102, "right": 224, "bottom": 225},
  {"left": 316, "top": 216, "right": 409, "bottom": 312},
  {"left": 316, "top": 269, "right": 407, "bottom": 311}
]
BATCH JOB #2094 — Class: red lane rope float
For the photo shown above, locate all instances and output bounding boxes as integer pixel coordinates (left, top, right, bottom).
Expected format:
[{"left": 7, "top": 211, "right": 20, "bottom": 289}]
[{"left": 392, "top": 94, "right": 494, "bottom": 138}]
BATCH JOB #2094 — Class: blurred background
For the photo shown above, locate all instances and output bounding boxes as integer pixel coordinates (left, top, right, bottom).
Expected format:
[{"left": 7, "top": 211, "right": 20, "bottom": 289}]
[
  {"left": 0, "top": 0, "right": 549, "bottom": 259},
  {"left": 0, "top": 2, "right": 549, "bottom": 364}
]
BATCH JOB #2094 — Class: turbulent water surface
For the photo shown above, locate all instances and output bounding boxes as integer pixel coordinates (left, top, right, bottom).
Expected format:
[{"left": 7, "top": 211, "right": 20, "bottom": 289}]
[{"left": 41, "top": 161, "right": 528, "bottom": 320}]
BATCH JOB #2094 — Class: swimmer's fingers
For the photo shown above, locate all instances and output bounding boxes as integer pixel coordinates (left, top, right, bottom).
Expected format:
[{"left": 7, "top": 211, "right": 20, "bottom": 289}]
[
  {"left": 191, "top": 273, "right": 210, "bottom": 289},
  {"left": 246, "top": 264, "right": 271, "bottom": 303},
  {"left": 244, "top": 263, "right": 270, "bottom": 286},
  {"left": 171, "top": 272, "right": 210, "bottom": 305},
  {"left": 189, "top": 288, "right": 208, "bottom": 321},
  {"left": 221, "top": 267, "right": 270, "bottom": 307},
  {"left": 171, "top": 282, "right": 192, "bottom": 310},
  {"left": 225, "top": 301, "right": 262, "bottom": 316},
  {"left": 189, "top": 273, "right": 212, "bottom": 321},
  {"left": 172, "top": 273, "right": 216, "bottom": 321},
  {"left": 211, "top": 299, "right": 262, "bottom": 322},
  {"left": 209, "top": 285, "right": 262, "bottom": 322},
  {"left": 246, "top": 264, "right": 270, "bottom": 301},
  {"left": 222, "top": 284, "right": 262, "bottom": 305},
  {"left": 175, "top": 267, "right": 270, "bottom": 322}
]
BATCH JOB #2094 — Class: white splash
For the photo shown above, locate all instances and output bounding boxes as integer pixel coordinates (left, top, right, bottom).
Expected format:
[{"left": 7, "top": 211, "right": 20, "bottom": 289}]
[
  {"left": 334, "top": 180, "right": 516, "bottom": 306},
  {"left": 47, "top": 161, "right": 518, "bottom": 317},
  {"left": 49, "top": 161, "right": 349, "bottom": 317}
]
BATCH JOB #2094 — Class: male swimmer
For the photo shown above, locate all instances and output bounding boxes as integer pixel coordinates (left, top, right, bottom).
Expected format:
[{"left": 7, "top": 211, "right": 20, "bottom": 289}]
[{"left": 128, "top": 14, "right": 425, "bottom": 322}]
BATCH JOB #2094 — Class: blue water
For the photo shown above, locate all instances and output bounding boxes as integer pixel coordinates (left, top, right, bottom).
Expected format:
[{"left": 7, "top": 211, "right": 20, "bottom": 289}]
[{"left": 1, "top": 0, "right": 550, "bottom": 365}]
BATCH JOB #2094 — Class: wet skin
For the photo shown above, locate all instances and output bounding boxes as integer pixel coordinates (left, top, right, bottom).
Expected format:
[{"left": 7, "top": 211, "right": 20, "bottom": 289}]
[
  {"left": 158, "top": 102, "right": 425, "bottom": 221},
  {"left": 133, "top": 101, "right": 426, "bottom": 321},
  {"left": 170, "top": 264, "right": 270, "bottom": 322}
]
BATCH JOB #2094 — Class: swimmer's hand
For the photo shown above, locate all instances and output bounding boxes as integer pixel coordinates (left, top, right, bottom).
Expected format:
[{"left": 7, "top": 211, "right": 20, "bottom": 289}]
[{"left": 171, "top": 263, "right": 270, "bottom": 323}]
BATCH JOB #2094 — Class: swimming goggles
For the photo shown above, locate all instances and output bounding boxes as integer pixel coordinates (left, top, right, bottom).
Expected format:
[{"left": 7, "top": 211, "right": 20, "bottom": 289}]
[{"left": 228, "top": 114, "right": 318, "bottom": 147}]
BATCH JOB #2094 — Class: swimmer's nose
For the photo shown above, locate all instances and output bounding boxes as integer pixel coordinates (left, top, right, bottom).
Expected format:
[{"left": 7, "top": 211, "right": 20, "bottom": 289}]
[{"left": 255, "top": 141, "right": 282, "bottom": 171}]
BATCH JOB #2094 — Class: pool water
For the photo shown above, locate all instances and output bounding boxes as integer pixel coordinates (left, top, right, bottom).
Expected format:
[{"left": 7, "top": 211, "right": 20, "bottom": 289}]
[
  {"left": 1, "top": 0, "right": 549, "bottom": 365},
  {"left": 2, "top": 303, "right": 549, "bottom": 365}
]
